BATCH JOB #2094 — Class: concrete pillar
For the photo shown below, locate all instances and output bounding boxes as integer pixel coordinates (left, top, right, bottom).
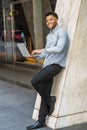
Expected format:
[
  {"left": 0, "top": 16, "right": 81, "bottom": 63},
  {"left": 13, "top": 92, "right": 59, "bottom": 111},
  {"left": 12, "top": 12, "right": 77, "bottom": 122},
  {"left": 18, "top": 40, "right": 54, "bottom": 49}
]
[
  {"left": 32, "top": 0, "right": 43, "bottom": 48},
  {"left": 20, "top": 0, "right": 35, "bottom": 47},
  {"left": 21, "top": 0, "right": 43, "bottom": 48},
  {"left": 32, "top": 0, "right": 87, "bottom": 129}
]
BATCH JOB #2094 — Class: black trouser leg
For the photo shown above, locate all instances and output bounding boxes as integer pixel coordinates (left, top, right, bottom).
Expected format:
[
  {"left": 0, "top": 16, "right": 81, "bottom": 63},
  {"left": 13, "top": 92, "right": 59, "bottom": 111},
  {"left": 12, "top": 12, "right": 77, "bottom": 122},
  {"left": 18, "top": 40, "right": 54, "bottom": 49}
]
[
  {"left": 31, "top": 64, "right": 62, "bottom": 122},
  {"left": 38, "top": 79, "right": 53, "bottom": 122}
]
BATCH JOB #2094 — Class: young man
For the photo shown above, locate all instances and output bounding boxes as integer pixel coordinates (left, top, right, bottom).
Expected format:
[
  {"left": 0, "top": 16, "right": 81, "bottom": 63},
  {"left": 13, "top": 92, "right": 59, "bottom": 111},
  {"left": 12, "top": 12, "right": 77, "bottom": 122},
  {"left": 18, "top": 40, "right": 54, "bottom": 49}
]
[{"left": 26, "top": 12, "right": 69, "bottom": 130}]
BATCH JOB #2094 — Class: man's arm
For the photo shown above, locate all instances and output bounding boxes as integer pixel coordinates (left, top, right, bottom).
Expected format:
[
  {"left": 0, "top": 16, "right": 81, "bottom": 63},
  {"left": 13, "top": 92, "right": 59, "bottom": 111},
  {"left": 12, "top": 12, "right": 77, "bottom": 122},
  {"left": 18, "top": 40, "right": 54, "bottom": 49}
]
[
  {"left": 42, "top": 29, "right": 69, "bottom": 54},
  {"left": 31, "top": 49, "right": 46, "bottom": 60}
]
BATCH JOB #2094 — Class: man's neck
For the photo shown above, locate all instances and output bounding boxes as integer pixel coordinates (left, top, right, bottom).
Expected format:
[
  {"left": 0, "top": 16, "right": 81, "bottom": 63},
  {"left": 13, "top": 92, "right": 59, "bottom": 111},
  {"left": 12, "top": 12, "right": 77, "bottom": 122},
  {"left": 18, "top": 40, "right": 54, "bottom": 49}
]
[{"left": 50, "top": 25, "right": 58, "bottom": 32}]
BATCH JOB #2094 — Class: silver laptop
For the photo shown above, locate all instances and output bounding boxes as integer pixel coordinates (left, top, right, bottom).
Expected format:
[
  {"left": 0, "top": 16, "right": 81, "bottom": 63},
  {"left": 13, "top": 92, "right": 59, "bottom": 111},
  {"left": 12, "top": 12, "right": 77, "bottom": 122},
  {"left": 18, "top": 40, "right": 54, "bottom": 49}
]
[{"left": 17, "top": 43, "right": 31, "bottom": 57}]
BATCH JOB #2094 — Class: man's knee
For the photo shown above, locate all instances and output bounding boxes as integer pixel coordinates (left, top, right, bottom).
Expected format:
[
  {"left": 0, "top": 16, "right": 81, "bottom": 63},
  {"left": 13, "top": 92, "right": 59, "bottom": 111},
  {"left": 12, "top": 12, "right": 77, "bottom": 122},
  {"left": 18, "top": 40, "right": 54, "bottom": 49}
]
[{"left": 31, "top": 76, "right": 39, "bottom": 88}]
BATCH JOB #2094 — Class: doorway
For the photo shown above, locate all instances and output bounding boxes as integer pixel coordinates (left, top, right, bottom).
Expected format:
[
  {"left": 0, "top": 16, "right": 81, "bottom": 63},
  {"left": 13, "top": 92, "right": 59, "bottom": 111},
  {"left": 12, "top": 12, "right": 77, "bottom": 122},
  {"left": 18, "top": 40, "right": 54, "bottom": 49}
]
[
  {"left": 1, "top": 0, "right": 56, "bottom": 66},
  {"left": 2, "top": 0, "right": 34, "bottom": 65}
]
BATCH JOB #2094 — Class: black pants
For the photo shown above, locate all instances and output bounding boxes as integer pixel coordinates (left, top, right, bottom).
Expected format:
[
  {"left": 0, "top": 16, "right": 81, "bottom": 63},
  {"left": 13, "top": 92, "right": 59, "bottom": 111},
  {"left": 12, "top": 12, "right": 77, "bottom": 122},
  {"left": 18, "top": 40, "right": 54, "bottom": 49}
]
[{"left": 31, "top": 64, "right": 62, "bottom": 123}]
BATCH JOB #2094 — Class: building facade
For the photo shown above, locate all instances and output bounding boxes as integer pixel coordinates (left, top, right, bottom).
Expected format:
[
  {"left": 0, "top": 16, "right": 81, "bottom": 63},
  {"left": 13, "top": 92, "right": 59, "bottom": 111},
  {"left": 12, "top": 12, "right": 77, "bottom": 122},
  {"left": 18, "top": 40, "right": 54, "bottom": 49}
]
[
  {"left": 0, "top": 0, "right": 57, "bottom": 66},
  {"left": 0, "top": 0, "right": 87, "bottom": 129}
]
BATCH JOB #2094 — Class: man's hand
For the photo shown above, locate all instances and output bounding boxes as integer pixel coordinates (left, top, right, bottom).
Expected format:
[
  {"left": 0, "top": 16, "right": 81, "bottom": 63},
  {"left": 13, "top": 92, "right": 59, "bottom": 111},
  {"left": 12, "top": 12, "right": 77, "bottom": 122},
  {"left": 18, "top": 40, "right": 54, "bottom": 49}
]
[{"left": 31, "top": 49, "right": 42, "bottom": 55}]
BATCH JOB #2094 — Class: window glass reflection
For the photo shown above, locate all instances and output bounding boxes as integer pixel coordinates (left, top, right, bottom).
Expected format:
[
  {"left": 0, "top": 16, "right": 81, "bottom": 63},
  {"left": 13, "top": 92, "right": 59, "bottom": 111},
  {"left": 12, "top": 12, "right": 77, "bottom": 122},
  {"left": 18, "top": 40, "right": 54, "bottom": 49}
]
[{"left": 0, "top": 0, "right": 57, "bottom": 65}]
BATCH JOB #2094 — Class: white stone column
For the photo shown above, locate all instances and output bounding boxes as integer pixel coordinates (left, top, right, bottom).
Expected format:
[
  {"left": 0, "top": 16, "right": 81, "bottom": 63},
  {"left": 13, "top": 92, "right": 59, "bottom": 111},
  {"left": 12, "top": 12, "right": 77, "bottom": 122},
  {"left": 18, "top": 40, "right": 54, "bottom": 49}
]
[{"left": 32, "top": 0, "right": 87, "bottom": 129}]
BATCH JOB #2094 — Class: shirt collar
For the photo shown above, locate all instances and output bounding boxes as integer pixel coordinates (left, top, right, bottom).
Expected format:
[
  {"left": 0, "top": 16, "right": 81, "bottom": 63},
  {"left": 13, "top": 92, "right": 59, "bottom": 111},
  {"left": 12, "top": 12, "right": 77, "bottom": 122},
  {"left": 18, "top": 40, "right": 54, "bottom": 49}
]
[{"left": 50, "top": 25, "right": 59, "bottom": 33}]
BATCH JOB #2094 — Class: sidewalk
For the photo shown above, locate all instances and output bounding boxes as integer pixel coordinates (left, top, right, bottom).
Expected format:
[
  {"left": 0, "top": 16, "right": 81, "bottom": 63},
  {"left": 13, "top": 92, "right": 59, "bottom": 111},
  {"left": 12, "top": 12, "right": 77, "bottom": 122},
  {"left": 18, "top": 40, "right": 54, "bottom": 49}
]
[
  {"left": 0, "top": 63, "right": 40, "bottom": 89},
  {"left": 0, "top": 64, "right": 87, "bottom": 130},
  {"left": 0, "top": 80, "right": 37, "bottom": 130}
]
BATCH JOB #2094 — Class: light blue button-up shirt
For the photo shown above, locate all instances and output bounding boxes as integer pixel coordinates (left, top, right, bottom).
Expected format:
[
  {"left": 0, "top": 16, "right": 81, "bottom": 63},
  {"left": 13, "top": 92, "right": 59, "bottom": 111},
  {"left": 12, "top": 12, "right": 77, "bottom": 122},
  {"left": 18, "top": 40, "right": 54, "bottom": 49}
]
[{"left": 36, "top": 25, "right": 69, "bottom": 68}]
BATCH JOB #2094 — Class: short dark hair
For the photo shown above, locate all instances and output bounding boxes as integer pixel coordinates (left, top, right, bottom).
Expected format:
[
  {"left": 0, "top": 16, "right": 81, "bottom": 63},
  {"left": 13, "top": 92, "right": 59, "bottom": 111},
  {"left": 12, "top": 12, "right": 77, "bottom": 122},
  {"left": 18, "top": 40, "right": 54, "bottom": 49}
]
[{"left": 45, "top": 12, "right": 58, "bottom": 19}]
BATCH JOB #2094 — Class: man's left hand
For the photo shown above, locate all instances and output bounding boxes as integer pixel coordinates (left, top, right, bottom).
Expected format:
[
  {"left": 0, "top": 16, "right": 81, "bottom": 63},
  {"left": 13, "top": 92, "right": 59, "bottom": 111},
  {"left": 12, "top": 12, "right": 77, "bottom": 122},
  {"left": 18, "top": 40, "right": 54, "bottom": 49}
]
[{"left": 31, "top": 49, "right": 42, "bottom": 55}]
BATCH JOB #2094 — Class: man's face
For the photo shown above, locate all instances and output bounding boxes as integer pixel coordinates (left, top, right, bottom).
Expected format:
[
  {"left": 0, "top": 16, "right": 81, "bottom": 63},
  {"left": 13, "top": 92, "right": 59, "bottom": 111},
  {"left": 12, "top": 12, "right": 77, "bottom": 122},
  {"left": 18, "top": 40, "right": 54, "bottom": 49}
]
[{"left": 46, "top": 15, "right": 58, "bottom": 29}]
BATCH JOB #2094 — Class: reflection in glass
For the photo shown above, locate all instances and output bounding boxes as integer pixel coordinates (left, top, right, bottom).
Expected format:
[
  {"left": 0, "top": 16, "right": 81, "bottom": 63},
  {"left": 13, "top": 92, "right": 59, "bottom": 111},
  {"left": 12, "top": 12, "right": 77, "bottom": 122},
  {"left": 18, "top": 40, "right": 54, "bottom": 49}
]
[{"left": 0, "top": 0, "right": 57, "bottom": 65}]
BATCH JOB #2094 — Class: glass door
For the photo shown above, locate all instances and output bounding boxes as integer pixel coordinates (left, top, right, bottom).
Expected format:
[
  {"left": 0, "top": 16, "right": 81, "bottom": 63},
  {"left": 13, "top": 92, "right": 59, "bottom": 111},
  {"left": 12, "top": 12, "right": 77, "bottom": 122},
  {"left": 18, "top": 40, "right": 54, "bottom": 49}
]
[
  {"left": 2, "top": 4, "right": 15, "bottom": 64},
  {"left": 2, "top": 0, "right": 54, "bottom": 66},
  {"left": 12, "top": 0, "right": 34, "bottom": 64},
  {"left": 2, "top": 0, "right": 35, "bottom": 65}
]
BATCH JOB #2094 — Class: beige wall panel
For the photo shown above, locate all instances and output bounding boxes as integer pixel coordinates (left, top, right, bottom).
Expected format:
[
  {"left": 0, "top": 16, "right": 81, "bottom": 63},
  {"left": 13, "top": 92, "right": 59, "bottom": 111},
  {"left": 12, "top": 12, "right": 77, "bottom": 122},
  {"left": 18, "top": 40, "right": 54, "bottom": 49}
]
[{"left": 59, "top": 0, "right": 87, "bottom": 116}]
